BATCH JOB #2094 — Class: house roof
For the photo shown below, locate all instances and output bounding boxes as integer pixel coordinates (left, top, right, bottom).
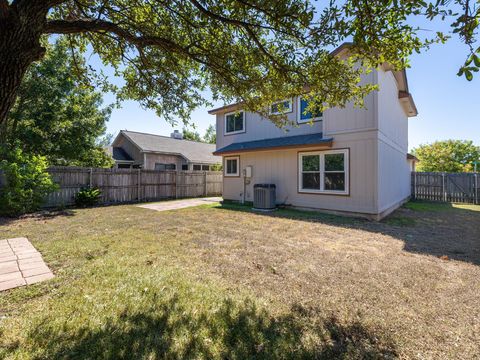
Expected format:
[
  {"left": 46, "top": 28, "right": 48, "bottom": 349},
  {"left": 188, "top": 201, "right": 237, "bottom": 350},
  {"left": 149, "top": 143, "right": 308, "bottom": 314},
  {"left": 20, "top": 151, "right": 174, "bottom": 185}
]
[
  {"left": 213, "top": 133, "right": 333, "bottom": 155},
  {"left": 208, "top": 42, "right": 417, "bottom": 117},
  {"left": 115, "top": 130, "right": 220, "bottom": 164},
  {"left": 407, "top": 153, "right": 418, "bottom": 161}
]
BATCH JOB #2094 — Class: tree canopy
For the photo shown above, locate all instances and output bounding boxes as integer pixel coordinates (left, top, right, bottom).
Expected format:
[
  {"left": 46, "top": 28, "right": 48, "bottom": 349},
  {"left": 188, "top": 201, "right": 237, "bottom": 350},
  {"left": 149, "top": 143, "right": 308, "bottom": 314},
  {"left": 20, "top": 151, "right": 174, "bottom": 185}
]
[
  {"left": 0, "top": 0, "right": 479, "bottom": 140},
  {"left": 6, "top": 40, "right": 114, "bottom": 168},
  {"left": 204, "top": 125, "right": 216, "bottom": 144},
  {"left": 182, "top": 128, "right": 203, "bottom": 142},
  {"left": 413, "top": 140, "right": 480, "bottom": 172}
]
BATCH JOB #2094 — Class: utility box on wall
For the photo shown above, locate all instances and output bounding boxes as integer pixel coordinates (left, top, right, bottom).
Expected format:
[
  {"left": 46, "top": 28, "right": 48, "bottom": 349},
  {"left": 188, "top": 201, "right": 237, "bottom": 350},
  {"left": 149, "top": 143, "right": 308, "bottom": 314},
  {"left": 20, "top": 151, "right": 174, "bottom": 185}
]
[{"left": 244, "top": 166, "right": 252, "bottom": 178}]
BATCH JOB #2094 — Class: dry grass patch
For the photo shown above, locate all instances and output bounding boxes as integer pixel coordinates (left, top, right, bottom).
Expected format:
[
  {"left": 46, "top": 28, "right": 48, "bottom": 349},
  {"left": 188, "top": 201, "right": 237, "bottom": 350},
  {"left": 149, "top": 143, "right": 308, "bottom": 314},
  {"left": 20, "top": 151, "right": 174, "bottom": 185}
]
[{"left": 0, "top": 201, "right": 479, "bottom": 359}]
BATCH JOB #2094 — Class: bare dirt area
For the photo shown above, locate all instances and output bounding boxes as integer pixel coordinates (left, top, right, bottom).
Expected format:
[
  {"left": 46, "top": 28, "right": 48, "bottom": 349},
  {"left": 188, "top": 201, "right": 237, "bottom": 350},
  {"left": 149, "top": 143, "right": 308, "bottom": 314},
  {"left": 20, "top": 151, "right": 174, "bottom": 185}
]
[{"left": 0, "top": 201, "right": 479, "bottom": 359}]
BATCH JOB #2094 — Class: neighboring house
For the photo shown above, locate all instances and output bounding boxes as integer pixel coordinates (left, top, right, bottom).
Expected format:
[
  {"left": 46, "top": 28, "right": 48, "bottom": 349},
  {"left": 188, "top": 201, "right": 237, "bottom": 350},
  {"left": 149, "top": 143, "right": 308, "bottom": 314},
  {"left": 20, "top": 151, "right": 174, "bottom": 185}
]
[
  {"left": 109, "top": 130, "right": 220, "bottom": 170},
  {"left": 210, "top": 43, "right": 418, "bottom": 220},
  {"left": 407, "top": 153, "right": 418, "bottom": 172}
]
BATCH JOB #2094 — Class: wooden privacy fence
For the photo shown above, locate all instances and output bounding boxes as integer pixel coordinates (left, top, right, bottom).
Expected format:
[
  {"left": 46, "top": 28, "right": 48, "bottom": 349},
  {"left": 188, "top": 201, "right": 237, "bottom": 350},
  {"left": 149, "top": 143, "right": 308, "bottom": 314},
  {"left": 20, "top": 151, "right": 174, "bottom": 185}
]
[
  {"left": 411, "top": 172, "right": 479, "bottom": 204},
  {"left": 43, "top": 167, "right": 222, "bottom": 208}
]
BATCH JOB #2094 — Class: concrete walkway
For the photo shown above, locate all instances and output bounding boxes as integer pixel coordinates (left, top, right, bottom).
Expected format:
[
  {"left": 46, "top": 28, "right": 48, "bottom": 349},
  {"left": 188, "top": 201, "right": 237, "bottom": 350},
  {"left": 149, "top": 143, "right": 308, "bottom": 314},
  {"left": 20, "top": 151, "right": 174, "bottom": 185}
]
[
  {"left": 0, "top": 237, "right": 54, "bottom": 292},
  {"left": 138, "top": 197, "right": 222, "bottom": 212}
]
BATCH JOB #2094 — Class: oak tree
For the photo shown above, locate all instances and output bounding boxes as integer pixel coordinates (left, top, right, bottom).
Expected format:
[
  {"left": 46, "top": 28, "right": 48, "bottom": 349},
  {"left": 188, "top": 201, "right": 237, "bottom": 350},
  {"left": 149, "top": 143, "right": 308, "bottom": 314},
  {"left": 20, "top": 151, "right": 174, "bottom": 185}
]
[{"left": 0, "top": 0, "right": 478, "bottom": 141}]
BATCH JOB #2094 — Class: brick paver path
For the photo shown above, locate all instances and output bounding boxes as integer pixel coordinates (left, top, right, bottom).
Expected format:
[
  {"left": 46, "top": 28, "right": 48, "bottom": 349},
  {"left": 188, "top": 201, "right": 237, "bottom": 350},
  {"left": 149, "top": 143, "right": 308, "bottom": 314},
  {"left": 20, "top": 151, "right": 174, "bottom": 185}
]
[
  {"left": 0, "top": 237, "right": 54, "bottom": 292},
  {"left": 138, "top": 197, "right": 222, "bottom": 212}
]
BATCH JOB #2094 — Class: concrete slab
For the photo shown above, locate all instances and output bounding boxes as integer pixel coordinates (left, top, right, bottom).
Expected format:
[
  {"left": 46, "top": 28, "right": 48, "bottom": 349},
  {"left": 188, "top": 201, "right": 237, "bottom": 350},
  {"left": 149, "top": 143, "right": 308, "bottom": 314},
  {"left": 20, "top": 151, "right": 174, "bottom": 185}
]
[{"left": 138, "top": 197, "right": 222, "bottom": 212}]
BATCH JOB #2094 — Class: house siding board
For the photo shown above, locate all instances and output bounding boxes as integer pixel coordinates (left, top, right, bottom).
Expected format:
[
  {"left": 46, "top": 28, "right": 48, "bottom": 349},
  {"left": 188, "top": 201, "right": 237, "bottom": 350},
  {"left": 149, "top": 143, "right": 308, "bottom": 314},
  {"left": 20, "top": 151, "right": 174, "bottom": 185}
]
[
  {"left": 377, "top": 140, "right": 411, "bottom": 212},
  {"left": 216, "top": 101, "right": 323, "bottom": 150},
  {"left": 323, "top": 70, "right": 377, "bottom": 135},
  {"left": 223, "top": 131, "right": 378, "bottom": 214},
  {"left": 144, "top": 153, "right": 186, "bottom": 170},
  {"left": 377, "top": 70, "right": 409, "bottom": 150},
  {"left": 115, "top": 134, "right": 143, "bottom": 165},
  {"left": 376, "top": 68, "right": 411, "bottom": 212}
]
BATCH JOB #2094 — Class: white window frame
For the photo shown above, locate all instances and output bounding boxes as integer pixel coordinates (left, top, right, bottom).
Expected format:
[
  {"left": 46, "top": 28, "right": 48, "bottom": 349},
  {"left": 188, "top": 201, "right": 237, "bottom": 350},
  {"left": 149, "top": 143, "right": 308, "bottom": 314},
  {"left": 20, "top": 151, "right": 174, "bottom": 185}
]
[
  {"left": 224, "top": 111, "right": 245, "bottom": 135},
  {"left": 297, "top": 96, "right": 323, "bottom": 124},
  {"left": 298, "top": 149, "right": 349, "bottom": 195},
  {"left": 224, "top": 156, "right": 240, "bottom": 177},
  {"left": 269, "top": 98, "right": 293, "bottom": 115}
]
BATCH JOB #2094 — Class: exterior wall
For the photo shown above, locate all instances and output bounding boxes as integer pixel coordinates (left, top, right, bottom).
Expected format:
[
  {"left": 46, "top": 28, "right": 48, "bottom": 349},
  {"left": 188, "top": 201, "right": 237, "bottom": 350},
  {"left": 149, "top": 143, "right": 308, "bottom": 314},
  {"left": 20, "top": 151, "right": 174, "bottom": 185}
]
[
  {"left": 115, "top": 134, "right": 143, "bottom": 166},
  {"left": 323, "top": 70, "right": 377, "bottom": 136},
  {"left": 223, "top": 131, "right": 378, "bottom": 215},
  {"left": 216, "top": 71, "right": 377, "bottom": 151},
  {"left": 216, "top": 101, "right": 323, "bottom": 150},
  {"left": 376, "top": 69, "right": 411, "bottom": 212},
  {"left": 217, "top": 68, "right": 412, "bottom": 218},
  {"left": 143, "top": 153, "right": 186, "bottom": 170}
]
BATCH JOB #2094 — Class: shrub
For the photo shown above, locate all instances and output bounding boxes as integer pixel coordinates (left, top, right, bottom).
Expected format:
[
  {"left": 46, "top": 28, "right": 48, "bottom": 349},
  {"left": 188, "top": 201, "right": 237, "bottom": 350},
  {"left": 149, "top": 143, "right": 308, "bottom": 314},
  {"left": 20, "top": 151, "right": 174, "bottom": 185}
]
[
  {"left": 74, "top": 187, "right": 102, "bottom": 207},
  {"left": 0, "top": 146, "right": 57, "bottom": 217}
]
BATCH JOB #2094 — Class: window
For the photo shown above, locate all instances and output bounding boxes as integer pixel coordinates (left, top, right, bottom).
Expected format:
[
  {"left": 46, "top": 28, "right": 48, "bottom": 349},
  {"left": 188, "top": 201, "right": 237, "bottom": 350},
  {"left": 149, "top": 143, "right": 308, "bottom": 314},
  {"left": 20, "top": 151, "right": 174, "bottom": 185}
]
[
  {"left": 224, "top": 111, "right": 245, "bottom": 134},
  {"left": 298, "top": 150, "right": 348, "bottom": 194},
  {"left": 202, "top": 165, "right": 210, "bottom": 171},
  {"left": 297, "top": 96, "right": 322, "bottom": 123},
  {"left": 224, "top": 156, "right": 239, "bottom": 177},
  {"left": 269, "top": 99, "right": 293, "bottom": 115},
  {"left": 155, "top": 163, "right": 176, "bottom": 170},
  {"left": 193, "top": 164, "right": 202, "bottom": 171}
]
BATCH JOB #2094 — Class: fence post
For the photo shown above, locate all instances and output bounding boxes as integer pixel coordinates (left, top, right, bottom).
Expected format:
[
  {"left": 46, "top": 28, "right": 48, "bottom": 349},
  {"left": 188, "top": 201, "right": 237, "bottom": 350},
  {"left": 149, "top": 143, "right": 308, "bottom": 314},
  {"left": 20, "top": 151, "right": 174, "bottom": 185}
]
[
  {"left": 175, "top": 171, "right": 178, "bottom": 199},
  {"left": 137, "top": 169, "right": 141, "bottom": 202},
  {"left": 414, "top": 172, "right": 417, "bottom": 200},
  {"left": 89, "top": 167, "right": 93, "bottom": 188},
  {"left": 204, "top": 171, "right": 207, "bottom": 197},
  {"left": 442, "top": 173, "right": 446, "bottom": 202},
  {"left": 475, "top": 173, "right": 478, "bottom": 205}
]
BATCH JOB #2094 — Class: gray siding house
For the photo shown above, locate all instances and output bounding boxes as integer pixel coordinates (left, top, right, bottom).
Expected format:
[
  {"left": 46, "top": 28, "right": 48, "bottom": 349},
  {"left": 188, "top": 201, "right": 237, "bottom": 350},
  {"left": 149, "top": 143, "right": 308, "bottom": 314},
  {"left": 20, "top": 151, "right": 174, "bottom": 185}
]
[
  {"left": 110, "top": 130, "right": 220, "bottom": 170},
  {"left": 210, "top": 45, "right": 417, "bottom": 220}
]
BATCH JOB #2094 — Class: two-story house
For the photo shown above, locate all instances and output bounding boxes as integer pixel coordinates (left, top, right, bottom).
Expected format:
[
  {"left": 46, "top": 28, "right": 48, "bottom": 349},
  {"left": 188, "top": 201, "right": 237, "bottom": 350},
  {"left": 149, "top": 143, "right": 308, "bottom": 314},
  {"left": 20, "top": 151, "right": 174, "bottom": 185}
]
[{"left": 210, "top": 44, "right": 417, "bottom": 220}]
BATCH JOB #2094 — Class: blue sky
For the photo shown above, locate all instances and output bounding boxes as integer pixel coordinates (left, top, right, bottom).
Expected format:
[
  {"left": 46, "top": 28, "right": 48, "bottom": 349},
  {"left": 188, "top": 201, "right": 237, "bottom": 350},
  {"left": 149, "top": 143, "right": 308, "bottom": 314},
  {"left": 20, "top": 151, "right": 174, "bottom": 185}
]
[{"left": 102, "top": 27, "right": 480, "bottom": 151}]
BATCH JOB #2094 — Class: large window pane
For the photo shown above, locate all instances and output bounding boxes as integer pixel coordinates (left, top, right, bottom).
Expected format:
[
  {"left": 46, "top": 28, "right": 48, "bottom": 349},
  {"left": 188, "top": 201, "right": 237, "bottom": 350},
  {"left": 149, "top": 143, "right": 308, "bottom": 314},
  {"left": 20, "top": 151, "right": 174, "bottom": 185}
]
[
  {"left": 325, "top": 153, "right": 345, "bottom": 171},
  {"left": 302, "top": 173, "right": 320, "bottom": 190},
  {"left": 227, "top": 159, "right": 237, "bottom": 174},
  {"left": 226, "top": 112, "right": 243, "bottom": 133},
  {"left": 299, "top": 98, "right": 322, "bottom": 122},
  {"left": 271, "top": 100, "right": 291, "bottom": 114},
  {"left": 302, "top": 155, "right": 320, "bottom": 172},
  {"left": 324, "top": 173, "right": 345, "bottom": 191},
  {"left": 226, "top": 116, "right": 235, "bottom": 133}
]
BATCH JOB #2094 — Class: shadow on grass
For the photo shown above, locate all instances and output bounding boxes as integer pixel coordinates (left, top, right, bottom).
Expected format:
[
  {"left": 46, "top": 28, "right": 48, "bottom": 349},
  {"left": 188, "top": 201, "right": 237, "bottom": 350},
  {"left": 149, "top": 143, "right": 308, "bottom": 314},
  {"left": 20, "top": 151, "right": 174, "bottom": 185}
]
[
  {"left": 0, "top": 209, "right": 75, "bottom": 226},
  {"left": 215, "top": 201, "right": 480, "bottom": 266},
  {"left": 24, "top": 297, "right": 397, "bottom": 359}
]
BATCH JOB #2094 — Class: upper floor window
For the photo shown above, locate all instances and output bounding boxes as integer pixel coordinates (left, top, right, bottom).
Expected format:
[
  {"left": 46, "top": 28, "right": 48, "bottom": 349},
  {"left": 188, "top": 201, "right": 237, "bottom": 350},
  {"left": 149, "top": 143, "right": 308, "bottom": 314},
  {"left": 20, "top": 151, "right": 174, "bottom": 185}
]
[
  {"left": 269, "top": 99, "right": 293, "bottom": 115},
  {"left": 297, "top": 97, "right": 323, "bottom": 124},
  {"left": 298, "top": 149, "right": 349, "bottom": 194},
  {"left": 225, "top": 111, "right": 245, "bottom": 135}
]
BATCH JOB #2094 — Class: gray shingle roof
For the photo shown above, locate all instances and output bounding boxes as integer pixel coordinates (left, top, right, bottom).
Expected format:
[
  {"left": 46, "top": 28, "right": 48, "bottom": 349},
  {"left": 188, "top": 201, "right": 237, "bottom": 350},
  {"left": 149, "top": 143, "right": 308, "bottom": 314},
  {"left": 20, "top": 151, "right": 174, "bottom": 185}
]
[
  {"left": 214, "top": 133, "right": 333, "bottom": 155},
  {"left": 121, "top": 130, "right": 220, "bottom": 164}
]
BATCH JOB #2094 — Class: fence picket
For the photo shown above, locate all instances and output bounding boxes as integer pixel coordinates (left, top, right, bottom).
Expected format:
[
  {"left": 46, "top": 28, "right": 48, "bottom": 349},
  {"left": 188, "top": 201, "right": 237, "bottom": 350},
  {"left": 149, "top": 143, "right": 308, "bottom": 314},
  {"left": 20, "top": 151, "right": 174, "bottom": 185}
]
[
  {"left": 411, "top": 172, "right": 478, "bottom": 203},
  {"left": 13, "top": 166, "right": 224, "bottom": 208}
]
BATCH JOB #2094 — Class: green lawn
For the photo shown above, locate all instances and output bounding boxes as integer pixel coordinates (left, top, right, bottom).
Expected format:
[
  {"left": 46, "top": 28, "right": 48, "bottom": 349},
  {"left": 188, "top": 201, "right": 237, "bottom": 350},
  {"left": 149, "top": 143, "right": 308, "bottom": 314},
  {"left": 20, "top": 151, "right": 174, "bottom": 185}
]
[{"left": 1, "top": 201, "right": 479, "bottom": 359}]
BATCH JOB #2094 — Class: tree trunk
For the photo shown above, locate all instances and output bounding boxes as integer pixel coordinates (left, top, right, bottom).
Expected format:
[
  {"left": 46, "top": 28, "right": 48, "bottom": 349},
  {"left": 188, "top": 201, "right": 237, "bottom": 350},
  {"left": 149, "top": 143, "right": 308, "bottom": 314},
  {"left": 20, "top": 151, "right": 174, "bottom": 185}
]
[{"left": 0, "top": 2, "right": 47, "bottom": 142}]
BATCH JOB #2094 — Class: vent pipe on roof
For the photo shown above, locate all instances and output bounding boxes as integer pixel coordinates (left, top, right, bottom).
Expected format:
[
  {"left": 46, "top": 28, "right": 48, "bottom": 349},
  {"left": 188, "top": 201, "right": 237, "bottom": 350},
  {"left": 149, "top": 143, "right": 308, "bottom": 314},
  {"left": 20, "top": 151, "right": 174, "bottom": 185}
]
[{"left": 170, "top": 130, "right": 183, "bottom": 140}]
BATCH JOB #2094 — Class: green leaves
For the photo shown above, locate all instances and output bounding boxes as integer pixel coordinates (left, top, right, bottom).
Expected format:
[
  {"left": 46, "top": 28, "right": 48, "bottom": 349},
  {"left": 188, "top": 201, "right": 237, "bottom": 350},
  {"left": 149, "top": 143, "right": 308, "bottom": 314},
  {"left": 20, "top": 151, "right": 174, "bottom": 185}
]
[
  {"left": 7, "top": 40, "right": 114, "bottom": 168},
  {"left": 413, "top": 140, "right": 480, "bottom": 173}
]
